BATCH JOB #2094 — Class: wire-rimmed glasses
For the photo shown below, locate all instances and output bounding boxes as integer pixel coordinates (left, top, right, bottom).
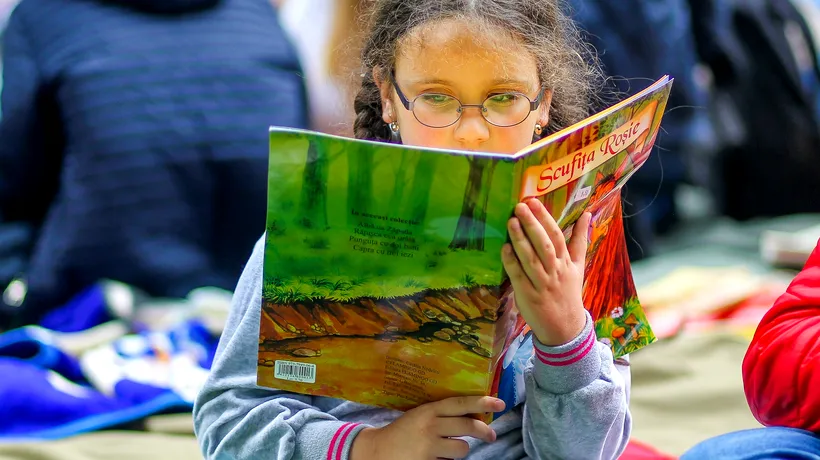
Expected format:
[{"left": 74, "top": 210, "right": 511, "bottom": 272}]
[{"left": 391, "top": 73, "right": 546, "bottom": 128}]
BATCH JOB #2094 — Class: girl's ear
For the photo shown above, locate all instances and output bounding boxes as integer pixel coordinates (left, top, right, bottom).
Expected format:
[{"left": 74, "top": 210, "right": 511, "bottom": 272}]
[
  {"left": 539, "top": 90, "right": 553, "bottom": 128},
  {"left": 373, "top": 66, "right": 395, "bottom": 124}
]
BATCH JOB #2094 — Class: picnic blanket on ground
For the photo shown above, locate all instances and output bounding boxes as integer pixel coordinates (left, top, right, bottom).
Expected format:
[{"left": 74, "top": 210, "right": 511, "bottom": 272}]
[
  {"left": 0, "top": 282, "right": 228, "bottom": 441},
  {"left": 0, "top": 328, "right": 748, "bottom": 459},
  {"left": 0, "top": 280, "right": 677, "bottom": 458},
  {"left": 7, "top": 215, "right": 817, "bottom": 456},
  {"left": 630, "top": 329, "right": 760, "bottom": 455}
]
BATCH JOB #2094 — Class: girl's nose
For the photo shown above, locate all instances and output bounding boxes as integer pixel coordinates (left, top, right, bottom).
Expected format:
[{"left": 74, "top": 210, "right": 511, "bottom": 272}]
[{"left": 454, "top": 106, "right": 489, "bottom": 149}]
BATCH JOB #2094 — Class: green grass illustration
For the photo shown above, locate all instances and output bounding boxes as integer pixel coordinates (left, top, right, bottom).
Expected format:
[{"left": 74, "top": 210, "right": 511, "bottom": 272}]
[{"left": 262, "top": 86, "right": 671, "bottom": 357}]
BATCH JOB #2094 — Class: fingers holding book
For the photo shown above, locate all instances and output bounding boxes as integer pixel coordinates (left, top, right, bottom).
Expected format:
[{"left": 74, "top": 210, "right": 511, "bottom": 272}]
[
  {"left": 502, "top": 200, "right": 589, "bottom": 346},
  {"left": 425, "top": 395, "right": 504, "bottom": 418},
  {"left": 568, "top": 211, "right": 592, "bottom": 272},
  {"left": 350, "top": 396, "right": 504, "bottom": 460}
]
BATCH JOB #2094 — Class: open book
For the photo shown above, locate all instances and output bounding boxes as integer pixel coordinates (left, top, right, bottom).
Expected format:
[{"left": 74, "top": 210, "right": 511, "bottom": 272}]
[{"left": 258, "top": 76, "right": 673, "bottom": 420}]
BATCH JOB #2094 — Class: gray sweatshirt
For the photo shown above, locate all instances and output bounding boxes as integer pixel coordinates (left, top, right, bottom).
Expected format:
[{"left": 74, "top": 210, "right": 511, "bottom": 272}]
[{"left": 193, "top": 237, "right": 632, "bottom": 460}]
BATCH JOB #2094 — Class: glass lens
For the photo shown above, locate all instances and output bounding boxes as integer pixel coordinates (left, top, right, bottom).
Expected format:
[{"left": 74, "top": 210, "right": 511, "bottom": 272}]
[
  {"left": 483, "top": 93, "right": 532, "bottom": 127},
  {"left": 413, "top": 93, "right": 462, "bottom": 127}
]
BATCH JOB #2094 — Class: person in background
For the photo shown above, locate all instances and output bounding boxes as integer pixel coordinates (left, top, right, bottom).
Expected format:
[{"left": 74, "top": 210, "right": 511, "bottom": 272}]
[
  {"left": 277, "top": 0, "right": 363, "bottom": 136},
  {"left": 568, "top": 0, "right": 713, "bottom": 260},
  {"left": 0, "top": 0, "right": 309, "bottom": 328},
  {"left": 0, "top": 0, "right": 20, "bottom": 114},
  {"left": 682, "top": 240, "right": 820, "bottom": 458}
]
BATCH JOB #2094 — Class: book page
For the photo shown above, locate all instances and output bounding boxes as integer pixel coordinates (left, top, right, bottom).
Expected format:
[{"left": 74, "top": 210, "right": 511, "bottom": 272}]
[{"left": 259, "top": 131, "right": 518, "bottom": 415}]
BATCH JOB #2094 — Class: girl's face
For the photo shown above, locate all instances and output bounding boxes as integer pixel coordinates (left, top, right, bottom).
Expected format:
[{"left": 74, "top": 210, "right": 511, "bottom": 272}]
[{"left": 376, "top": 19, "right": 551, "bottom": 155}]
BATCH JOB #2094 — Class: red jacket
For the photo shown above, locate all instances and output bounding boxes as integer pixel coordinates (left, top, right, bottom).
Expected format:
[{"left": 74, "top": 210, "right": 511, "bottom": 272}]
[{"left": 743, "top": 239, "right": 820, "bottom": 433}]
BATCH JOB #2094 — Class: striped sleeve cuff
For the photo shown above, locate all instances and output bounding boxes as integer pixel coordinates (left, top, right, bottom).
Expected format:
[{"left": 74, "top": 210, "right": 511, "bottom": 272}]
[
  {"left": 327, "top": 422, "right": 365, "bottom": 460},
  {"left": 530, "top": 310, "right": 603, "bottom": 394},
  {"left": 296, "top": 420, "right": 368, "bottom": 460}
]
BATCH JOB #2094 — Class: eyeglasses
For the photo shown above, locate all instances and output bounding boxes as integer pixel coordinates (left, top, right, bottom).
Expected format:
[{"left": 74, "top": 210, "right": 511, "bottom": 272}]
[{"left": 390, "top": 73, "right": 546, "bottom": 129}]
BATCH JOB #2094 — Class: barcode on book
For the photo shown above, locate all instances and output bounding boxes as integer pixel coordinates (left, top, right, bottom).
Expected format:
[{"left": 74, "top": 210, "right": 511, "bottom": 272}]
[{"left": 274, "top": 360, "right": 316, "bottom": 383}]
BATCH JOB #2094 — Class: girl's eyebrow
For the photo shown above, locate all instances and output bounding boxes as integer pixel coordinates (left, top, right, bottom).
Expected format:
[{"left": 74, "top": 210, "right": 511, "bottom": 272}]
[
  {"left": 407, "top": 77, "right": 533, "bottom": 88},
  {"left": 489, "top": 77, "right": 533, "bottom": 87},
  {"left": 405, "top": 77, "right": 455, "bottom": 86}
]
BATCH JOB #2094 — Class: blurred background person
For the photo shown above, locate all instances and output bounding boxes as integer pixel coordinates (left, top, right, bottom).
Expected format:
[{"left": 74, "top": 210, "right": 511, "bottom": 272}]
[
  {"left": 0, "top": 1, "right": 16, "bottom": 104},
  {"left": 568, "top": 0, "right": 715, "bottom": 261},
  {"left": 277, "top": 0, "right": 362, "bottom": 136},
  {"left": 687, "top": 0, "right": 820, "bottom": 222},
  {"left": 0, "top": 0, "right": 310, "bottom": 328}
]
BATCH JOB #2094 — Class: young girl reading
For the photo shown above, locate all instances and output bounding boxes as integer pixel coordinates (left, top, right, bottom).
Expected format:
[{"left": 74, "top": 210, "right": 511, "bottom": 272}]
[{"left": 194, "top": 1, "right": 631, "bottom": 459}]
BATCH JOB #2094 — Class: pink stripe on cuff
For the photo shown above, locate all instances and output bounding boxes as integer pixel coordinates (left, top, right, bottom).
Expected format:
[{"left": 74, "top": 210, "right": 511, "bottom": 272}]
[
  {"left": 327, "top": 423, "right": 354, "bottom": 460},
  {"left": 334, "top": 423, "right": 360, "bottom": 460},
  {"left": 535, "top": 329, "right": 596, "bottom": 366},
  {"left": 535, "top": 328, "right": 595, "bottom": 359}
]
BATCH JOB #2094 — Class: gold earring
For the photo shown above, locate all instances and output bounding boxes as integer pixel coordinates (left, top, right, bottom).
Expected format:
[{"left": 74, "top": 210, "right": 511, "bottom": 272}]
[
  {"left": 389, "top": 121, "right": 400, "bottom": 142},
  {"left": 534, "top": 123, "right": 543, "bottom": 136}
]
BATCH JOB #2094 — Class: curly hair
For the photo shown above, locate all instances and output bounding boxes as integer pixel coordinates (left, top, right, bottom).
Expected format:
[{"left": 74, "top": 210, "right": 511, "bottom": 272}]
[{"left": 352, "top": 0, "right": 603, "bottom": 142}]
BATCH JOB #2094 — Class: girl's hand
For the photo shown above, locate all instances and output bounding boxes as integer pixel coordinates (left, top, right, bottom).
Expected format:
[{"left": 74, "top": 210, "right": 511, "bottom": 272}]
[
  {"left": 350, "top": 396, "right": 504, "bottom": 460},
  {"left": 501, "top": 200, "right": 591, "bottom": 346}
]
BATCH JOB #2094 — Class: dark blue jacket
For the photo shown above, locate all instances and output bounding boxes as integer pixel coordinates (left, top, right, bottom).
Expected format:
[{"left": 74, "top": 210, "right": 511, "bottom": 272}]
[
  {"left": 569, "top": 0, "right": 708, "bottom": 188},
  {"left": 568, "top": 0, "right": 712, "bottom": 258},
  {"left": 0, "top": 0, "right": 309, "bottom": 323}
]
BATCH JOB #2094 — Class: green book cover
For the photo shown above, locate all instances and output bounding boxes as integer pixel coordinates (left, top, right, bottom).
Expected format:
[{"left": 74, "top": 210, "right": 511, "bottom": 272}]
[{"left": 257, "top": 76, "right": 673, "bottom": 419}]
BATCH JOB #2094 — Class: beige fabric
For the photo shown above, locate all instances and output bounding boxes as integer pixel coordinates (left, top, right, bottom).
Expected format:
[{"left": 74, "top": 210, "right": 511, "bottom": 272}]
[
  {"left": 144, "top": 414, "right": 195, "bottom": 435},
  {"left": 629, "top": 329, "right": 761, "bottom": 455},
  {"left": 0, "top": 432, "right": 200, "bottom": 460}
]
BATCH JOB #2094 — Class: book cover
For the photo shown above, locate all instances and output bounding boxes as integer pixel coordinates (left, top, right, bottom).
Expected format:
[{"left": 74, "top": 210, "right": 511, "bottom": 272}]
[{"left": 257, "top": 76, "right": 673, "bottom": 420}]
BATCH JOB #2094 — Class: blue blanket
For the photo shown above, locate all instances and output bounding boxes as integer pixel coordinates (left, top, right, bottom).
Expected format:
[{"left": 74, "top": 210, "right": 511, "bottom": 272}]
[{"left": 0, "top": 284, "right": 220, "bottom": 441}]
